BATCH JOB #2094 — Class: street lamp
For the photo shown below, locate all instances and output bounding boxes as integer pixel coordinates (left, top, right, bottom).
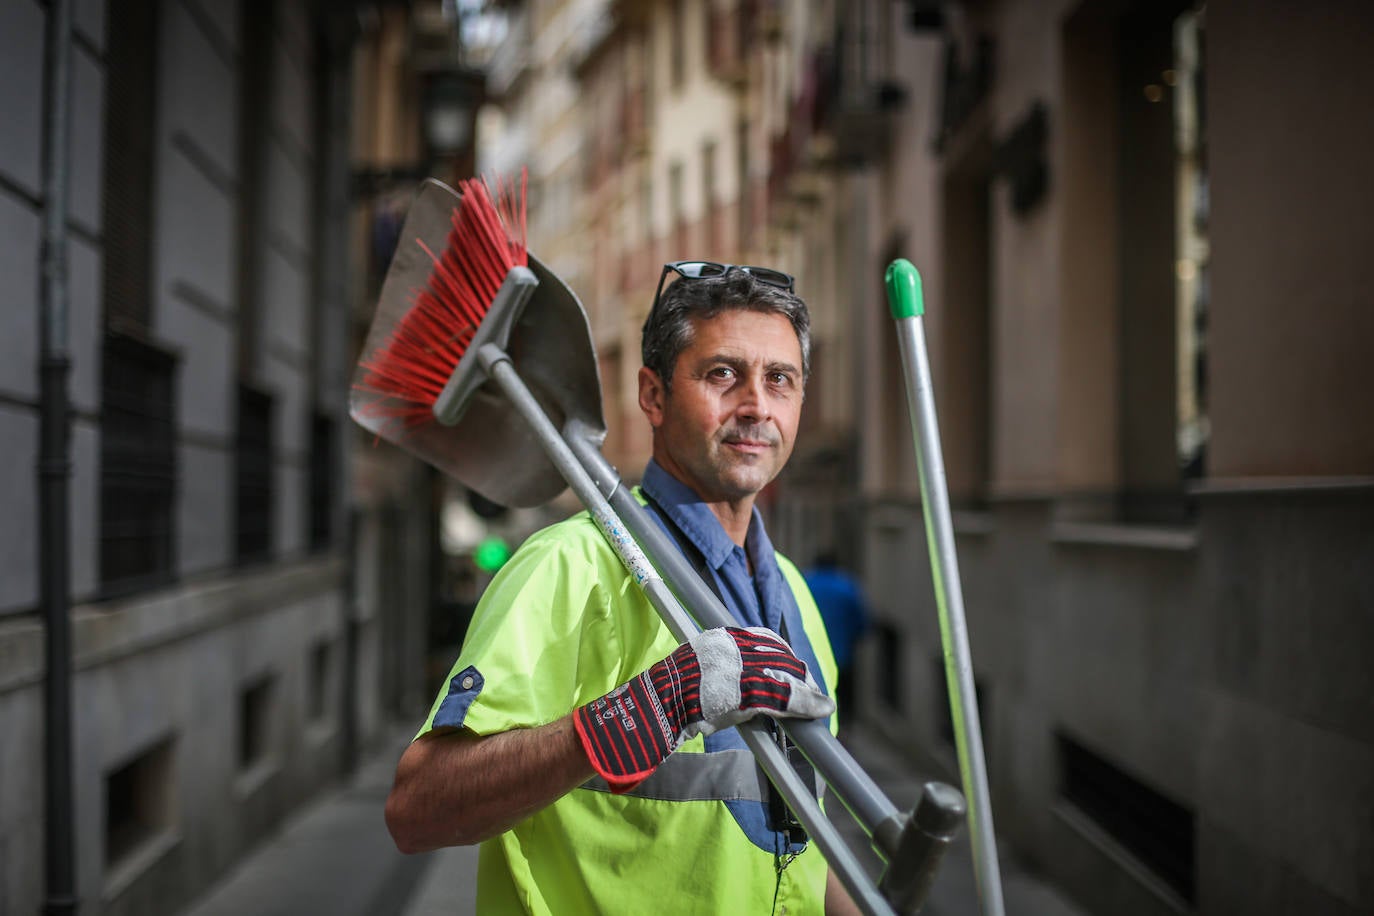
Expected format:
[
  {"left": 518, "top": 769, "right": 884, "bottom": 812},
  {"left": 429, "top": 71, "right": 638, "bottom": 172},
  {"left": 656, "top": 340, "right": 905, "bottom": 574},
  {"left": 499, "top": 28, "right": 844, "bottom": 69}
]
[
  {"left": 422, "top": 67, "right": 484, "bottom": 179},
  {"left": 352, "top": 67, "right": 484, "bottom": 200}
]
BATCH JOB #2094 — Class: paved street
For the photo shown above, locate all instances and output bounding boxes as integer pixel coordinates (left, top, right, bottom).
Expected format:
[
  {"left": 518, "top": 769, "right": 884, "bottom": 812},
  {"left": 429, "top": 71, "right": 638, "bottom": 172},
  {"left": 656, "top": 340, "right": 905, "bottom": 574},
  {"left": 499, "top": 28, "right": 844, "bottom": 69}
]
[{"left": 180, "top": 723, "right": 1086, "bottom": 916}]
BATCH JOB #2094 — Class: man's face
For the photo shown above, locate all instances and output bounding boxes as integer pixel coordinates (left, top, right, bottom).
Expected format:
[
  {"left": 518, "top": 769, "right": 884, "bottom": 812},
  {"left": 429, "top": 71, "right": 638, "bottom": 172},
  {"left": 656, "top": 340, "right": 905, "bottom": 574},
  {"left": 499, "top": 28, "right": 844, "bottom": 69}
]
[{"left": 639, "top": 309, "right": 804, "bottom": 506}]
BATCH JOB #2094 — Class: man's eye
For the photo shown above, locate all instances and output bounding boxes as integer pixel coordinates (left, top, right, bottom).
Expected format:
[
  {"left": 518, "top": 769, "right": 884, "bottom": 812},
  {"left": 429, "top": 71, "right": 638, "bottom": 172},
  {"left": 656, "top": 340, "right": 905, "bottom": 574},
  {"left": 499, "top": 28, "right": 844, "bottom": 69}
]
[
  {"left": 768, "top": 372, "right": 793, "bottom": 387},
  {"left": 708, "top": 367, "right": 735, "bottom": 380}
]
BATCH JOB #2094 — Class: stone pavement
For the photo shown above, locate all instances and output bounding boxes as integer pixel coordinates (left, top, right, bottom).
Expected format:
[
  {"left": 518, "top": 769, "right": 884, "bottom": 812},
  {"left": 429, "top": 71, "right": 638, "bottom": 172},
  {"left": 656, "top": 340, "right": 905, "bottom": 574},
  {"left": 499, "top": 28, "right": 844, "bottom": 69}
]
[{"left": 179, "top": 722, "right": 1086, "bottom": 916}]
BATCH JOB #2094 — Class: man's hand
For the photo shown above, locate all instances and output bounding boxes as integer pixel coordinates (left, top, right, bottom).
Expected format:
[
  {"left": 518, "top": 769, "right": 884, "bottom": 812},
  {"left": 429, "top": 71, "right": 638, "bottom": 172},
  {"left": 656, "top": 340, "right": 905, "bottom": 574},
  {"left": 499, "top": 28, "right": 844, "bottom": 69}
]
[{"left": 574, "top": 626, "right": 834, "bottom": 792}]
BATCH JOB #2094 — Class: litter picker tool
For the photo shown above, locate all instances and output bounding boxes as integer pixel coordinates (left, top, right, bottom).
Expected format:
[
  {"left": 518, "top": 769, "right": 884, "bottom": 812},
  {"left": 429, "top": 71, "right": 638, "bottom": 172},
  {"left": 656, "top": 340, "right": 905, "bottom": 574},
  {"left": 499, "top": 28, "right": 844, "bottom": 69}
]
[
  {"left": 352, "top": 177, "right": 965, "bottom": 914},
  {"left": 884, "top": 259, "right": 1005, "bottom": 916}
]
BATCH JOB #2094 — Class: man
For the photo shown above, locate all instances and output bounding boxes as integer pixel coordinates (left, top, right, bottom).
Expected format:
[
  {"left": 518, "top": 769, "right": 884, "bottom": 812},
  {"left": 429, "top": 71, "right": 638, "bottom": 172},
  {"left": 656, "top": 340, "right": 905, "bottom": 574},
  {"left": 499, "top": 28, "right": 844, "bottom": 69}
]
[{"left": 385, "top": 262, "right": 858, "bottom": 914}]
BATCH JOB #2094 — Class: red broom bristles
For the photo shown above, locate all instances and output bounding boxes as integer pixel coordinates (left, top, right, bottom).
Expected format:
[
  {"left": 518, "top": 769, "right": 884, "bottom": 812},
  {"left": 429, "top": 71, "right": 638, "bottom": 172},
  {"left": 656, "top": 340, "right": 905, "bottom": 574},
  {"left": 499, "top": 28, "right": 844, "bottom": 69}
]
[{"left": 355, "top": 170, "right": 528, "bottom": 428}]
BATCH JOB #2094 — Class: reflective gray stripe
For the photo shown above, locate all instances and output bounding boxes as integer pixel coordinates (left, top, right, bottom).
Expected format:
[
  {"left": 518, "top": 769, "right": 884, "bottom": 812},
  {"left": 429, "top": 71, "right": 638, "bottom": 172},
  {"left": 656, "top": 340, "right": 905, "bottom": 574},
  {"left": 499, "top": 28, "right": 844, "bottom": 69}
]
[{"left": 580, "top": 748, "right": 824, "bottom": 803}]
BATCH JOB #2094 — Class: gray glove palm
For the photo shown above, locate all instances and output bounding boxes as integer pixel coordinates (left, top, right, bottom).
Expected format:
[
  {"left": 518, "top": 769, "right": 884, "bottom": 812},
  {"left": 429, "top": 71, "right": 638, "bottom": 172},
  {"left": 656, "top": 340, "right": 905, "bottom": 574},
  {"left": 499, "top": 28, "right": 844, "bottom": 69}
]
[{"left": 575, "top": 626, "right": 834, "bottom": 792}]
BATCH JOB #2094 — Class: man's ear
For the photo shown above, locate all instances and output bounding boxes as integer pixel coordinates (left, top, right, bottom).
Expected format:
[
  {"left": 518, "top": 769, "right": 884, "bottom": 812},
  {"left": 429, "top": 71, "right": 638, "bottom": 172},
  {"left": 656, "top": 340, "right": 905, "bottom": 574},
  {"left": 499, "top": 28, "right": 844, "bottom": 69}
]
[{"left": 638, "top": 366, "right": 667, "bottom": 428}]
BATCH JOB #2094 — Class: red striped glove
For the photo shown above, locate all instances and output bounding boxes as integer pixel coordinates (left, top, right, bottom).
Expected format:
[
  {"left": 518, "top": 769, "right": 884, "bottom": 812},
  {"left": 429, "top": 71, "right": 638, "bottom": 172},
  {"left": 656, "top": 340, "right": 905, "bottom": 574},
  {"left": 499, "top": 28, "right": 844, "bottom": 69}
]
[{"left": 573, "top": 626, "right": 834, "bottom": 793}]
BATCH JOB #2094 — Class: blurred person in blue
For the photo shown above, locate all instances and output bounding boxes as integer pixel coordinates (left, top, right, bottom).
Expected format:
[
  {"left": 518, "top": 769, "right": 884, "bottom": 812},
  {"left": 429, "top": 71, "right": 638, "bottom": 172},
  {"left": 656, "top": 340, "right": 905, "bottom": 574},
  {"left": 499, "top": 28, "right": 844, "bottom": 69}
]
[{"left": 803, "top": 551, "right": 870, "bottom": 713}]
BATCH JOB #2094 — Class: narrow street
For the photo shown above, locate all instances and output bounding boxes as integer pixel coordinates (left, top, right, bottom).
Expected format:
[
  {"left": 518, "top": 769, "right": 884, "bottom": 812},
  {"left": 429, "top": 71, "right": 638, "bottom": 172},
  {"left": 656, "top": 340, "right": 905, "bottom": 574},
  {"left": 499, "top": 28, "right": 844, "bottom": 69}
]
[{"left": 180, "top": 722, "right": 1085, "bottom": 916}]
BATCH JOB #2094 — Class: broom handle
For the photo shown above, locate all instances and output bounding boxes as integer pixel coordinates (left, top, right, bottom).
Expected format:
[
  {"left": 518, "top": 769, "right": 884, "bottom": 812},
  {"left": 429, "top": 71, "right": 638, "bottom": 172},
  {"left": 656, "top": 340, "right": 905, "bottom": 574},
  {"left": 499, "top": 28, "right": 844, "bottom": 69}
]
[
  {"left": 565, "top": 428, "right": 909, "bottom": 854},
  {"left": 885, "top": 260, "right": 1005, "bottom": 916},
  {"left": 474, "top": 344, "right": 897, "bottom": 916}
]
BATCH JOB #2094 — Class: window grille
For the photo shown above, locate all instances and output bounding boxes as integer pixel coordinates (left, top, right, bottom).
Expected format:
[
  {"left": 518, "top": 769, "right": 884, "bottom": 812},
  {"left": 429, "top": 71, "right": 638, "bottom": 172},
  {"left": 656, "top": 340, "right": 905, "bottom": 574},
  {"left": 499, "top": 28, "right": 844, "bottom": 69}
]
[
  {"left": 99, "top": 334, "right": 176, "bottom": 594},
  {"left": 1057, "top": 731, "right": 1196, "bottom": 903}
]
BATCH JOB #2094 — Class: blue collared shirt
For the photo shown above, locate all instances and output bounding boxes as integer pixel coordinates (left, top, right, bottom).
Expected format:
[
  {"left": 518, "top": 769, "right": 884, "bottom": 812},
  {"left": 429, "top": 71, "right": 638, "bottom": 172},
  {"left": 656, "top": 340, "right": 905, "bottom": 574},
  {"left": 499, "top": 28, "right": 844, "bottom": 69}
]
[
  {"left": 639, "top": 459, "right": 827, "bottom": 683},
  {"left": 639, "top": 459, "right": 829, "bottom": 855}
]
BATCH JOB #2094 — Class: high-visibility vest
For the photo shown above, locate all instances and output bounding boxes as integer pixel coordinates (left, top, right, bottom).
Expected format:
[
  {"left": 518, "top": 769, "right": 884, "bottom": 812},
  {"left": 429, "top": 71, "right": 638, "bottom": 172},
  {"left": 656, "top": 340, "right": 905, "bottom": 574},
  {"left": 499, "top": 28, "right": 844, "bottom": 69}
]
[{"left": 420, "top": 510, "right": 840, "bottom": 915}]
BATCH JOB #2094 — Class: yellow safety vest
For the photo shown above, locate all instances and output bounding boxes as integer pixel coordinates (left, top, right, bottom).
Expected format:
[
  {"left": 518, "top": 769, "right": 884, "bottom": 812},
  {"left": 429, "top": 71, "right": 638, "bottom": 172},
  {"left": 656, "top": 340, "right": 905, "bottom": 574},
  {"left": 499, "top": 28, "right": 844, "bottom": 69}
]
[{"left": 419, "top": 509, "right": 840, "bottom": 915}]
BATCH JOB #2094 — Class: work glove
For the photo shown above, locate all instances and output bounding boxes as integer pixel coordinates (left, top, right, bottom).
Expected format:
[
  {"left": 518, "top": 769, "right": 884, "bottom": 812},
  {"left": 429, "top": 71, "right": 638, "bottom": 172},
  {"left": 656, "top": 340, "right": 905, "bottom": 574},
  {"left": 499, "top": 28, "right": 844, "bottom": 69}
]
[{"left": 573, "top": 626, "right": 834, "bottom": 793}]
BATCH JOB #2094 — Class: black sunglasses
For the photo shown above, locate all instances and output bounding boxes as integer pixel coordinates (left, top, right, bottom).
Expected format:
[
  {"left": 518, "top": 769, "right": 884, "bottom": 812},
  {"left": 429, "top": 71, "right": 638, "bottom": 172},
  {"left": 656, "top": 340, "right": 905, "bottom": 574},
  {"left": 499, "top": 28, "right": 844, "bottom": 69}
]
[{"left": 650, "top": 260, "right": 795, "bottom": 316}]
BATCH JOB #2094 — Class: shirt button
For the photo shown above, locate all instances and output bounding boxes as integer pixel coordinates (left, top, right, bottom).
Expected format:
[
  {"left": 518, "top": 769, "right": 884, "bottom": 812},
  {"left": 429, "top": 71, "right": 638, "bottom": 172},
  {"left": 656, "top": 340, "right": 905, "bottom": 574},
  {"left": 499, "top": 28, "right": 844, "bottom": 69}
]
[{"left": 461, "top": 675, "right": 475, "bottom": 690}]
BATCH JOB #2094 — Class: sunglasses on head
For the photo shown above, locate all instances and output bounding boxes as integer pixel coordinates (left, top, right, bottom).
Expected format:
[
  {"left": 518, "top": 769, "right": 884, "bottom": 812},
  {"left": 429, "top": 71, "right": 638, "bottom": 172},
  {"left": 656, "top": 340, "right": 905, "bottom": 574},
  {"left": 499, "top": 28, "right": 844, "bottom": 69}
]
[{"left": 650, "top": 260, "right": 795, "bottom": 316}]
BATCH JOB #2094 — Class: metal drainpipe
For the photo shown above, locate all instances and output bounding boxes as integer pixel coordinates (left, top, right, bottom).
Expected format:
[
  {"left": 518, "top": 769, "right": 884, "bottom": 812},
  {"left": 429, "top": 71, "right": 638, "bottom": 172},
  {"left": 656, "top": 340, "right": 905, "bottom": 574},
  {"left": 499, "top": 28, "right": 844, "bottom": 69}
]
[{"left": 39, "top": 0, "right": 77, "bottom": 914}]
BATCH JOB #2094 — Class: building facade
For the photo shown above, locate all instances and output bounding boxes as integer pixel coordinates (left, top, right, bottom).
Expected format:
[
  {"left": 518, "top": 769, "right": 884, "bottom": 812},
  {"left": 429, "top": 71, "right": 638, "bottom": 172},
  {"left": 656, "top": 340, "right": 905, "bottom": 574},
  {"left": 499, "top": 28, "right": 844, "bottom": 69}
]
[
  {"left": 481, "top": 1, "right": 1374, "bottom": 914},
  {"left": 844, "top": 4, "right": 1373, "bottom": 915},
  {"left": 0, "top": 2, "right": 406, "bottom": 914}
]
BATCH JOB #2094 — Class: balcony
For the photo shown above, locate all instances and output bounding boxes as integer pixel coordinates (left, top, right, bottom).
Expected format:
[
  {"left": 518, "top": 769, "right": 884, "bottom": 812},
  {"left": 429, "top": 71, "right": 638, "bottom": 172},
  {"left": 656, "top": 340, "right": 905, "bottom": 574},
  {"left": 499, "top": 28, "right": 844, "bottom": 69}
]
[{"left": 812, "top": 43, "right": 908, "bottom": 169}]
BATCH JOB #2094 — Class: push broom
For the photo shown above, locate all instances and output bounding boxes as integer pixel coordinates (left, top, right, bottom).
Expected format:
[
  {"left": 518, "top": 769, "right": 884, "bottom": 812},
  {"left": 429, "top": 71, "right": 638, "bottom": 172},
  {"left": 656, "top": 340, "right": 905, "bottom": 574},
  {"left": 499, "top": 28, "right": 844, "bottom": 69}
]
[
  {"left": 352, "top": 176, "right": 965, "bottom": 914},
  {"left": 885, "top": 260, "right": 1005, "bottom": 916}
]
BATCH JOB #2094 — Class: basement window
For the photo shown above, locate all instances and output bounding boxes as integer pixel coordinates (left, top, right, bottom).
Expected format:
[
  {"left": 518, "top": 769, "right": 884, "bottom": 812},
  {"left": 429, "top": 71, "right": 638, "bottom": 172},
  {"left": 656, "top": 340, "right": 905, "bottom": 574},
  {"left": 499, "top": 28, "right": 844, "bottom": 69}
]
[
  {"left": 1056, "top": 731, "right": 1196, "bottom": 904},
  {"left": 104, "top": 737, "right": 174, "bottom": 869}
]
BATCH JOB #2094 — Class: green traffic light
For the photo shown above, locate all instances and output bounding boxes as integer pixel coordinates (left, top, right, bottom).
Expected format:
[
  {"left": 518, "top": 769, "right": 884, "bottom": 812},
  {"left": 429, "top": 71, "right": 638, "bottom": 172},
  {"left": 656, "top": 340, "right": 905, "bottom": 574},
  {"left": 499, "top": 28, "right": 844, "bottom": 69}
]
[{"left": 473, "top": 537, "right": 512, "bottom": 572}]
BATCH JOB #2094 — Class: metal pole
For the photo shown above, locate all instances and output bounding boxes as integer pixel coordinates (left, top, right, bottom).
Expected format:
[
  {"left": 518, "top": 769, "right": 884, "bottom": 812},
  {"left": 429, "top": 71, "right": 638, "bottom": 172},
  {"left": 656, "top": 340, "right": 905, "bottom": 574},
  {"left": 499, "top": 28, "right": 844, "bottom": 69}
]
[
  {"left": 40, "top": 0, "right": 77, "bottom": 913},
  {"left": 886, "top": 260, "right": 1005, "bottom": 916}
]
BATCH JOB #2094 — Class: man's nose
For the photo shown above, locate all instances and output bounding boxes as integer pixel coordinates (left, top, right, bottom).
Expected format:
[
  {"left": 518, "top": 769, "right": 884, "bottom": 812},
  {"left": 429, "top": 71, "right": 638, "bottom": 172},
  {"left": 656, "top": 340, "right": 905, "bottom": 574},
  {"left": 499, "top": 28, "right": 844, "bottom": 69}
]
[{"left": 734, "top": 374, "right": 771, "bottom": 421}]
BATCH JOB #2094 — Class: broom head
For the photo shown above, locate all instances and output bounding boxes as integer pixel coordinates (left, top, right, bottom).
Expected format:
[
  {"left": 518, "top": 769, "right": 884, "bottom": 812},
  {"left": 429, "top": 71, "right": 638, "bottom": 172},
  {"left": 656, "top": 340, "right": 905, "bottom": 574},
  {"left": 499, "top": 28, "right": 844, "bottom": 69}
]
[{"left": 350, "top": 178, "right": 605, "bottom": 508}]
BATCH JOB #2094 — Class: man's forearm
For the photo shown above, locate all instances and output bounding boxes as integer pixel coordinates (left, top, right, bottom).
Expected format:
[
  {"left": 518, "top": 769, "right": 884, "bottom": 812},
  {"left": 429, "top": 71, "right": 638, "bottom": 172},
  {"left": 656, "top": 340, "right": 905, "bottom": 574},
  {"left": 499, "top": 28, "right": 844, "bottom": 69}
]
[
  {"left": 825, "top": 868, "right": 863, "bottom": 916},
  {"left": 385, "top": 714, "right": 593, "bottom": 853}
]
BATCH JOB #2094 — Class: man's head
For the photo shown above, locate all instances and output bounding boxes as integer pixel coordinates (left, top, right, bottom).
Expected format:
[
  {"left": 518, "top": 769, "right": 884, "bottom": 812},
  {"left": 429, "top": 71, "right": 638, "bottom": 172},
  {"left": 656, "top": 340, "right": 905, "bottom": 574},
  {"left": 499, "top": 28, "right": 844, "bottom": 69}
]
[
  {"left": 638, "top": 264, "right": 812, "bottom": 512},
  {"left": 641, "top": 262, "right": 811, "bottom": 390}
]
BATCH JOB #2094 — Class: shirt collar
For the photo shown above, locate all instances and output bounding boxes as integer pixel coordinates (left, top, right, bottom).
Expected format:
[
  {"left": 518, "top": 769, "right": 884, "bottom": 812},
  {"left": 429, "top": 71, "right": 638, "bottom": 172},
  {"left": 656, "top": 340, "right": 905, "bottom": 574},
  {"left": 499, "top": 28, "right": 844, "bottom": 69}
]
[{"left": 640, "top": 459, "right": 773, "bottom": 571}]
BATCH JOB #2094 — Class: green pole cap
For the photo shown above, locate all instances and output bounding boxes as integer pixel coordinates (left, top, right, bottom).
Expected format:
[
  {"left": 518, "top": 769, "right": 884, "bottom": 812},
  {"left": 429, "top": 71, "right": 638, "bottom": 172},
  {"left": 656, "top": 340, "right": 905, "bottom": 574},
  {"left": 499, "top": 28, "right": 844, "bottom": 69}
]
[{"left": 884, "top": 259, "right": 924, "bottom": 319}]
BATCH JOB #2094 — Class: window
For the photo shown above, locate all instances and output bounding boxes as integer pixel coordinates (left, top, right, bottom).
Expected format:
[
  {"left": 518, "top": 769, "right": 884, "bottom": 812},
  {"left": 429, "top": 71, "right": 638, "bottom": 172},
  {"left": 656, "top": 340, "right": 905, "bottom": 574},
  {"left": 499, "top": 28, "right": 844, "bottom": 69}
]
[
  {"left": 1057, "top": 731, "right": 1196, "bottom": 903},
  {"left": 307, "top": 642, "right": 331, "bottom": 723},
  {"left": 701, "top": 140, "right": 719, "bottom": 253},
  {"left": 1059, "top": 0, "right": 1205, "bottom": 525},
  {"left": 668, "top": 160, "right": 685, "bottom": 256},
  {"left": 940, "top": 154, "right": 994, "bottom": 509},
  {"left": 1173, "top": 9, "right": 1209, "bottom": 482},
  {"left": 235, "top": 385, "right": 274, "bottom": 564},
  {"left": 308, "top": 412, "right": 335, "bottom": 551},
  {"left": 105, "top": 737, "right": 174, "bottom": 869},
  {"left": 639, "top": 170, "right": 653, "bottom": 264},
  {"left": 100, "top": 335, "right": 177, "bottom": 594},
  {"left": 1117, "top": 2, "right": 1200, "bottom": 523},
  {"left": 238, "top": 675, "right": 276, "bottom": 770},
  {"left": 669, "top": 0, "right": 687, "bottom": 90},
  {"left": 236, "top": 0, "right": 273, "bottom": 368},
  {"left": 102, "top": 1, "right": 159, "bottom": 331},
  {"left": 736, "top": 119, "right": 751, "bottom": 250}
]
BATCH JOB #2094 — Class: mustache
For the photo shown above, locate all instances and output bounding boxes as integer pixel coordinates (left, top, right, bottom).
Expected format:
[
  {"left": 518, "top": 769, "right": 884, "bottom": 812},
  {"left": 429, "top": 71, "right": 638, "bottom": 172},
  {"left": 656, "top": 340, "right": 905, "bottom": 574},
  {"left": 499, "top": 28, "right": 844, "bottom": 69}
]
[{"left": 719, "top": 424, "right": 779, "bottom": 446}]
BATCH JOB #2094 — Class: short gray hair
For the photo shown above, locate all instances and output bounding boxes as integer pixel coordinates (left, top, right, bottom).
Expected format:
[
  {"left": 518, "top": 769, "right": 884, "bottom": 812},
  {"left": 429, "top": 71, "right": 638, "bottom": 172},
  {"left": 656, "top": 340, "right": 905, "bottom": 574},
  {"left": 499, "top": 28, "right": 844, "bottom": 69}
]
[{"left": 640, "top": 269, "right": 811, "bottom": 389}]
